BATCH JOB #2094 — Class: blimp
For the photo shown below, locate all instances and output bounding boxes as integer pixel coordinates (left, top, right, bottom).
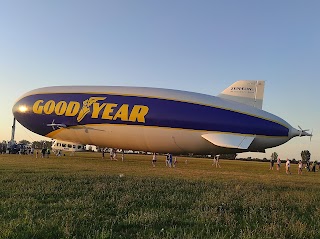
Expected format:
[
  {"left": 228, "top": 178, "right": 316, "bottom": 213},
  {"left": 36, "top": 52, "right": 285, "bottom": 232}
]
[{"left": 12, "top": 80, "right": 311, "bottom": 155}]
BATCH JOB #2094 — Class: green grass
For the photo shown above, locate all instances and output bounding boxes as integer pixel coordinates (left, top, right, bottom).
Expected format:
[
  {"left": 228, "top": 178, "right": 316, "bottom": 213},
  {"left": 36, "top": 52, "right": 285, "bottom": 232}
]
[{"left": 0, "top": 152, "right": 319, "bottom": 238}]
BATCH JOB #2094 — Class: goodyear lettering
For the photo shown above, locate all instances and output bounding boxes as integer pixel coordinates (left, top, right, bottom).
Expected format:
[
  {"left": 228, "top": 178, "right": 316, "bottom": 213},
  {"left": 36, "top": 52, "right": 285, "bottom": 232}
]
[
  {"left": 113, "top": 104, "right": 129, "bottom": 121},
  {"left": 129, "top": 105, "right": 149, "bottom": 123},
  {"left": 102, "top": 103, "right": 118, "bottom": 120},
  {"left": 55, "top": 101, "right": 67, "bottom": 115},
  {"left": 32, "top": 97, "right": 149, "bottom": 123},
  {"left": 92, "top": 103, "right": 106, "bottom": 118},
  {"left": 65, "top": 102, "right": 80, "bottom": 116},
  {"left": 43, "top": 100, "right": 55, "bottom": 114},
  {"left": 33, "top": 100, "right": 44, "bottom": 114},
  {"left": 231, "top": 87, "right": 254, "bottom": 91}
]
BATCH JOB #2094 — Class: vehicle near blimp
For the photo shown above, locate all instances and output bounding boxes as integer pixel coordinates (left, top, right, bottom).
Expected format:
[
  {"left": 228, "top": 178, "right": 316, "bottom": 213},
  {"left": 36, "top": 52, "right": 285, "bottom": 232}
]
[
  {"left": 51, "top": 139, "right": 86, "bottom": 154},
  {"left": 12, "top": 80, "right": 312, "bottom": 155}
]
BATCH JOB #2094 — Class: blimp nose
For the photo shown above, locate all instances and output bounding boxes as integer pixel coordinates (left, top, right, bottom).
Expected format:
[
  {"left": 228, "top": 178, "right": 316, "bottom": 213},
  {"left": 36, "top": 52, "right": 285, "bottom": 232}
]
[
  {"left": 12, "top": 96, "right": 61, "bottom": 137},
  {"left": 12, "top": 99, "right": 33, "bottom": 122}
]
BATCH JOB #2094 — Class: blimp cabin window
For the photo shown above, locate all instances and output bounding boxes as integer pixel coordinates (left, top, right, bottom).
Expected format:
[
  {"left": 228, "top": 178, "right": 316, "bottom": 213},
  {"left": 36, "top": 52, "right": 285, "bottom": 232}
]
[
  {"left": 77, "top": 145, "right": 82, "bottom": 149},
  {"left": 62, "top": 144, "right": 66, "bottom": 147},
  {"left": 68, "top": 144, "right": 72, "bottom": 148},
  {"left": 73, "top": 145, "right": 76, "bottom": 148},
  {"left": 57, "top": 143, "right": 61, "bottom": 147}
]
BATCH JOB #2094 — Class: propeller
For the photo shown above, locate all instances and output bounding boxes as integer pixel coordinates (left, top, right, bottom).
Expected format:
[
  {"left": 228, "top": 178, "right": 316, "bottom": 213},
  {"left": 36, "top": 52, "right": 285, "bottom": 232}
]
[
  {"left": 47, "top": 120, "right": 104, "bottom": 132},
  {"left": 298, "top": 125, "right": 313, "bottom": 141},
  {"left": 47, "top": 119, "right": 67, "bottom": 130}
]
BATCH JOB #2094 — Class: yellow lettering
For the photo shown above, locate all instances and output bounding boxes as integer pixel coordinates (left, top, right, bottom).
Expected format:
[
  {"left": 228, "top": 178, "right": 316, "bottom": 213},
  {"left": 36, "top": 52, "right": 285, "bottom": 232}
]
[
  {"left": 92, "top": 103, "right": 107, "bottom": 118},
  {"left": 65, "top": 101, "right": 80, "bottom": 116},
  {"left": 55, "top": 101, "right": 67, "bottom": 115},
  {"left": 113, "top": 104, "right": 129, "bottom": 121},
  {"left": 32, "top": 98, "right": 149, "bottom": 123},
  {"left": 33, "top": 100, "right": 44, "bottom": 114},
  {"left": 43, "top": 100, "right": 55, "bottom": 114},
  {"left": 129, "top": 105, "right": 149, "bottom": 123},
  {"left": 102, "top": 103, "right": 118, "bottom": 120}
]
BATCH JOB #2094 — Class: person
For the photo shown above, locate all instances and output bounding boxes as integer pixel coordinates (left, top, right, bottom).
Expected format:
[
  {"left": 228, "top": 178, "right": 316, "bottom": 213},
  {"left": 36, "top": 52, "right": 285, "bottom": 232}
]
[
  {"left": 269, "top": 158, "right": 274, "bottom": 170},
  {"left": 35, "top": 150, "right": 39, "bottom": 158},
  {"left": 102, "top": 149, "right": 105, "bottom": 159},
  {"left": 306, "top": 160, "right": 311, "bottom": 172},
  {"left": 152, "top": 153, "right": 157, "bottom": 167},
  {"left": 112, "top": 149, "right": 117, "bottom": 160},
  {"left": 173, "top": 157, "right": 177, "bottom": 167},
  {"left": 41, "top": 148, "right": 46, "bottom": 158},
  {"left": 165, "top": 153, "right": 169, "bottom": 166},
  {"left": 46, "top": 148, "right": 50, "bottom": 158},
  {"left": 109, "top": 148, "right": 114, "bottom": 160},
  {"left": 311, "top": 161, "right": 317, "bottom": 172},
  {"left": 298, "top": 160, "right": 303, "bottom": 175},
  {"left": 285, "top": 159, "right": 291, "bottom": 175},
  {"left": 168, "top": 153, "right": 173, "bottom": 167},
  {"left": 121, "top": 150, "right": 124, "bottom": 162},
  {"left": 277, "top": 157, "right": 281, "bottom": 171},
  {"left": 212, "top": 156, "right": 216, "bottom": 166},
  {"left": 215, "top": 155, "right": 221, "bottom": 168}
]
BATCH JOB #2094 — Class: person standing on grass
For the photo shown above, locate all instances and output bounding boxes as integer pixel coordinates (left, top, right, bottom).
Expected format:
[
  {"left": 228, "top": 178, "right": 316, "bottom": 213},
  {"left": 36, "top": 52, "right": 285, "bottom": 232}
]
[
  {"left": 277, "top": 157, "right": 281, "bottom": 171},
  {"left": 298, "top": 160, "right": 303, "bottom": 175},
  {"left": 165, "top": 153, "right": 169, "bottom": 166},
  {"left": 41, "top": 148, "right": 46, "bottom": 158},
  {"left": 212, "top": 155, "right": 216, "bottom": 166},
  {"left": 109, "top": 148, "right": 114, "bottom": 160},
  {"left": 215, "top": 155, "right": 221, "bottom": 168},
  {"left": 121, "top": 150, "right": 124, "bottom": 162},
  {"left": 269, "top": 158, "right": 274, "bottom": 170},
  {"left": 152, "top": 153, "right": 157, "bottom": 167},
  {"left": 173, "top": 156, "right": 177, "bottom": 167},
  {"left": 46, "top": 148, "right": 50, "bottom": 158},
  {"left": 306, "top": 160, "right": 311, "bottom": 171},
  {"left": 285, "top": 159, "right": 291, "bottom": 174},
  {"left": 311, "top": 161, "right": 317, "bottom": 172},
  {"left": 168, "top": 153, "right": 173, "bottom": 167},
  {"left": 113, "top": 149, "right": 117, "bottom": 160}
]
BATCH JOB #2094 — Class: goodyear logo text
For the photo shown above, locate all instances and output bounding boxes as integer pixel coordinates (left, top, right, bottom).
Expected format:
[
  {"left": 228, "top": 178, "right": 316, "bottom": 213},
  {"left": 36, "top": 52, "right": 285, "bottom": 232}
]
[
  {"left": 230, "top": 87, "right": 254, "bottom": 91},
  {"left": 32, "top": 97, "right": 149, "bottom": 123}
]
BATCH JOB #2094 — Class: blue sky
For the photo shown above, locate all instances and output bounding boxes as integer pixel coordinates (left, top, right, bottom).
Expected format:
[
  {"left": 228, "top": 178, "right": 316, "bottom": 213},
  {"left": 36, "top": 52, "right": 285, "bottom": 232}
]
[{"left": 1, "top": 0, "right": 319, "bottom": 159}]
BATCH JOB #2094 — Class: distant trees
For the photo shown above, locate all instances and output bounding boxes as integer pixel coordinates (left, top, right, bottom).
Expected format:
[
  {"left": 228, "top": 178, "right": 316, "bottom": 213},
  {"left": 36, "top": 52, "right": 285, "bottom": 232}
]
[
  {"left": 19, "top": 140, "right": 31, "bottom": 145},
  {"left": 32, "top": 140, "right": 53, "bottom": 149},
  {"left": 0, "top": 139, "right": 54, "bottom": 152},
  {"left": 271, "top": 152, "right": 278, "bottom": 161},
  {"left": 220, "top": 154, "right": 236, "bottom": 160},
  {"left": 301, "top": 150, "right": 311, "bottom": 162}
]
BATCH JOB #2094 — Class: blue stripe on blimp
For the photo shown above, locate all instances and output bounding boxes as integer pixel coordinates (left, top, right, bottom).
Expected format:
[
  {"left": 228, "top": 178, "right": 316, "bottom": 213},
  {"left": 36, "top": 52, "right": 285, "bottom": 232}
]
[{"left": 13, "top": 93, "right": 289, "bottom": 137}]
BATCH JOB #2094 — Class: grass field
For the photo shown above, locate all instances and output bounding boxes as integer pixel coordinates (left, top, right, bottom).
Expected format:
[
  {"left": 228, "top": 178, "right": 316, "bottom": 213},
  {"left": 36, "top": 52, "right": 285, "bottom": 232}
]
[{"left": 0, "top": 152, "right": 319, "bottom": 239}]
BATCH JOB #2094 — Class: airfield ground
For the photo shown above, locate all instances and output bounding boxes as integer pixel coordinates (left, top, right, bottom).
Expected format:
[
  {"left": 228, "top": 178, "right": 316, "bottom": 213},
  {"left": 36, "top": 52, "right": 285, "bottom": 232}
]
[{"left": 0, "top": 152, "right": 319, "bottom": 239}]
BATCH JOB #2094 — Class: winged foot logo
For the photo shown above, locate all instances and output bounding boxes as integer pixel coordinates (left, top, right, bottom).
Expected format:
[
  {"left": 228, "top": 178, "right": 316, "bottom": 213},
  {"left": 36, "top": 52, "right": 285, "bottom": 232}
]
[
  {"left": 32, "top": 96, "right": 149, "bottom": 123},
  {"left": 77, "top": 97, "right": 106, "bottom": 122}
]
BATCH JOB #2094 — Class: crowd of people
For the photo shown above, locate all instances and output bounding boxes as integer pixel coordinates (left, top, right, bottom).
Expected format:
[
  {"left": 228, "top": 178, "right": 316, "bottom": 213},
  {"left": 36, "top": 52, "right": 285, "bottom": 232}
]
[
  {"left": 8, "top": 146, "right": 320, "bottom": 175},
  {"left": 270, "top": 158, "right": 318, "bottom": 175}
]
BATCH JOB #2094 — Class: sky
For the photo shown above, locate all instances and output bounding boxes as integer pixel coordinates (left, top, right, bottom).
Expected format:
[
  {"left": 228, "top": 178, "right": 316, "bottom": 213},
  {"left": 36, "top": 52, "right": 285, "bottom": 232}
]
[{"left": 1, "top": 0, "right": 319, "bottom": 160}]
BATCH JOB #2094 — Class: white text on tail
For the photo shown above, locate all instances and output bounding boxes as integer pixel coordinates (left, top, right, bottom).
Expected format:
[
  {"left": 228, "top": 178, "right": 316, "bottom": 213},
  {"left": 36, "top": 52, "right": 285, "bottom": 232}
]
[{"left": 218, "top": 80, "right": 265, "bottom": 109}]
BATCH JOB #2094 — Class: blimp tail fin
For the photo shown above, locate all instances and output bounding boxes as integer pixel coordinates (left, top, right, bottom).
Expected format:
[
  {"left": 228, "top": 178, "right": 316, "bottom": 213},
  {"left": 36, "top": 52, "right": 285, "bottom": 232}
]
[{"left": 218, "top": 80, "right": 265, "bottom": 109}]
